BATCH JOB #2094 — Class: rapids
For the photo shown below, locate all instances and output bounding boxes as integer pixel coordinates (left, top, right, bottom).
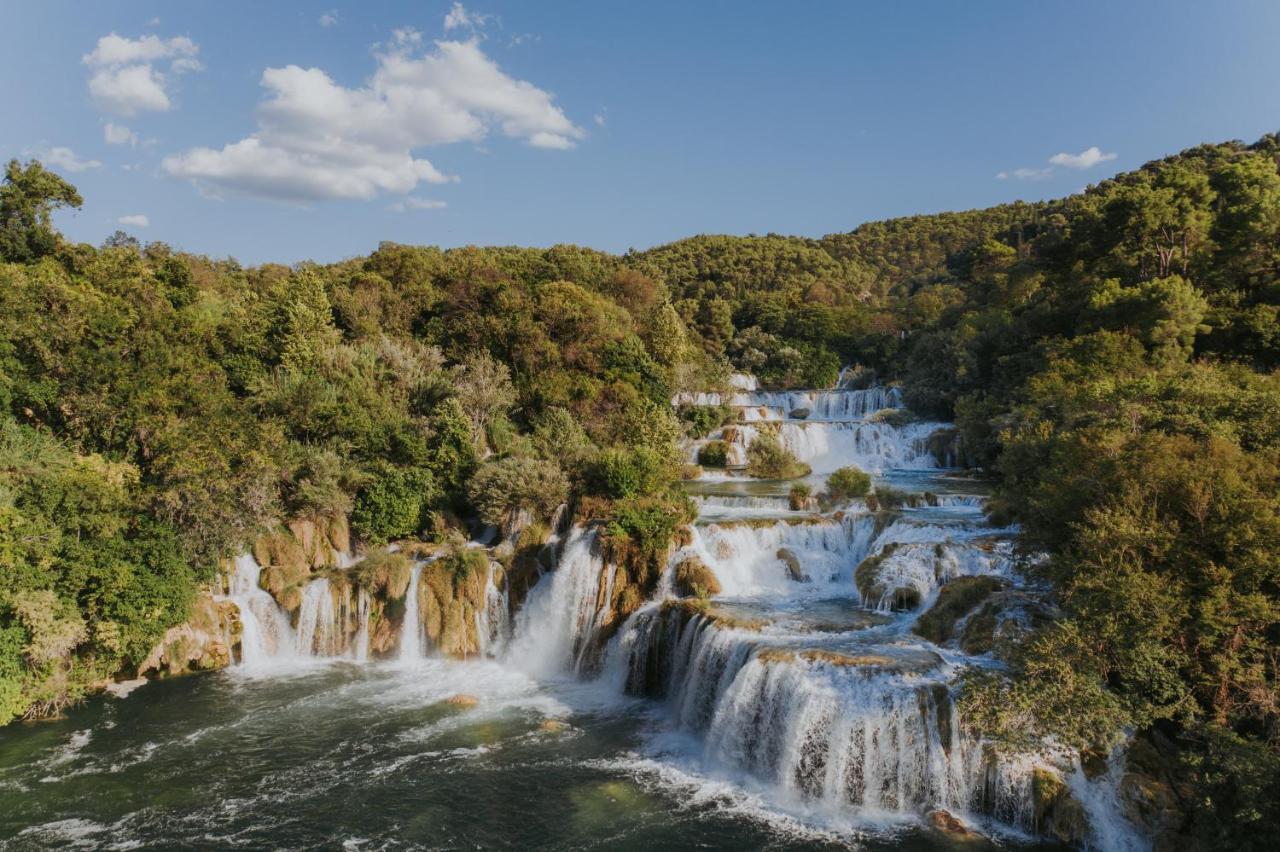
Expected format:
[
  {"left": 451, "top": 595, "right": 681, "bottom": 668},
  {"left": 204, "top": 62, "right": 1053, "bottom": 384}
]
[{"left": 0, "top": 375, "right": 1146, "bottom": 851}]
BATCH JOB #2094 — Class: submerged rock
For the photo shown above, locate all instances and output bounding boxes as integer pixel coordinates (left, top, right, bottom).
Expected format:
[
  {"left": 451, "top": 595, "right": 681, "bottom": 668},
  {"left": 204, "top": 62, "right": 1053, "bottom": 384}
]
[{"left": 444, "top": 693, "right": 479, "bottom": 708}]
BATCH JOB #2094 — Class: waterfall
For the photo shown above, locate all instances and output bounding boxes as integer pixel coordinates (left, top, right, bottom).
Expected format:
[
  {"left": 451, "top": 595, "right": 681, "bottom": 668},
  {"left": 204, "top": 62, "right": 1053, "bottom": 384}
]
[
  {"left": 685, "top": 514, "right": 879, "bottom": 596},
  {"left": 399, "top": 564, "right": 424, "bottom": 662},
  {"left": 352, "top": 589, "right": 371, "bottom": 663},
  {"left": 505, "top": 528, "right": 609, "bottom": 677},
  {"left": 224, "top": 554, "right": 296, "bottom": 666},
  {"left": 295, "top": 579, "right": 342, "bottom": 657},
  {"left": 476, "top": 560, "right": 510, "bottom": 656}
]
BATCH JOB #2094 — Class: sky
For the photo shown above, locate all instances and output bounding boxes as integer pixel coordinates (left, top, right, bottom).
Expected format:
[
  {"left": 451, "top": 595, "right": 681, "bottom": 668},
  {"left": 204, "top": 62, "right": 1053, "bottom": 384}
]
[{"left": 3, "top": 0, "right": 1279, "bottom": 265}]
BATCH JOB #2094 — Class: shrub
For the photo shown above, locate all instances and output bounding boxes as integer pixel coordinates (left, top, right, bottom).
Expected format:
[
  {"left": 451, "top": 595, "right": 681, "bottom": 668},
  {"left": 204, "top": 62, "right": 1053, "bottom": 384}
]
[
  {"left": 788, "top": 482, "right": 812, "bottom": 511},
  {"left": 696, "top": 440, "right": 729, "bottom": 468},
  {"left": 590, "top": 446, "right": 668, "bottom": 499},
  {"left": 466, "top": 456, "right": 569, "bottom": 526},
  {"left": 350, "top": 465, "right": 439, "bottom": 544},
  {"left": 678, "top": 403, "right": 734, "bottom": 438},
  {"left": 745, "top": 433, "right": 811, "bottom": 479},
  {"left": 824, "top": 465, "right": 872, "bottom": 501}
]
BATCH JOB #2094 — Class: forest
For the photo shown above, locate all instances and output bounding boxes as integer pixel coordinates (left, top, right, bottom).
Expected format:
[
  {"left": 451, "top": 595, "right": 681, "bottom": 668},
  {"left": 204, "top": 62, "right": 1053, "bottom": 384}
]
[{"left": 2, "top": 132, "right": 1278, "bottom": 845}]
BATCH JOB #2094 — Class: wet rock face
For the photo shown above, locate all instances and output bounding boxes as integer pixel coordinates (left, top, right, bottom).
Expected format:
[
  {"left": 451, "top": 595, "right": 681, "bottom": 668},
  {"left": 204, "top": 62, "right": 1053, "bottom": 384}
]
[
  {"left": 420, "top": 551, "right": 490, "bottom": 658},
  {"left": 139, "top": 595, "right": 240, "bottom": 677},
  {"left": 1032, "top": 767, "right": 1091, "bottom": 845}
]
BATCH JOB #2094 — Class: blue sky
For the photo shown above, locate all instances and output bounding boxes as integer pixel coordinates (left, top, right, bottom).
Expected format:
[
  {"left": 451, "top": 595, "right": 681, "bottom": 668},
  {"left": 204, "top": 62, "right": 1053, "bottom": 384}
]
[{"left": 4, "top": 1, "right": 1279, "bottom": 265}]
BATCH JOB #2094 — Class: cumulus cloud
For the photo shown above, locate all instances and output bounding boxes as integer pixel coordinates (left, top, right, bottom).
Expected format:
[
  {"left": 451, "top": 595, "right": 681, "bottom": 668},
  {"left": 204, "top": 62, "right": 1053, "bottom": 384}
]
[
  {"left": 104, "top": 122, "right": 138, "bottom": 146},
  {"left": 35, "top": 146, "right": 102, "bottom": 173},
  {"left": 1049, "top": 146, "right": 1117, "bottom": 169},
  {"left": 319, "top": 10, "right": 338, "bottom": 27},
  {"left": 83, "top": 32, "right": 203, "bottom": 115},
  {"left": 117, "top": 214, "right": 150, "bottom": 228},
  {"left": 444, "top": 3, "right": 491, "bottom": 31},
  {"left": 163, "top": 30, "right": 582, "bottom": 202},
  {"left": 388, "top": 197, "right": 447, "bottom": 212}
]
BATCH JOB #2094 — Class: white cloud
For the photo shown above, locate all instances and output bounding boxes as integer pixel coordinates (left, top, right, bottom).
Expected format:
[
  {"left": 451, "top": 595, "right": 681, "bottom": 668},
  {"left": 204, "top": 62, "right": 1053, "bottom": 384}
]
[
  {"left": 164, "top": 31, "right": 582, "bottom": 202},
  {"left": 319, "top": 10, "right": 338, "bottom": 28},
  {"left": 83, "top": 32, "right": 203, "bottom": 115},
  {"left": 84, "top": 33, "right": 198, "bottom": 67},
  {"left": 117, "top": 214, "right": 150, "bottom": 228},
  {"left": 104, "top": 122, "right": 139, "bottom": 147},
  {"left": 444, "top": 3, "right": 491, "bottom": 31},
  {"left": 997, "top": 167, "right": 1053, "bottom": 181},
  {"left": 1049, "top": 146, "right": 1117, "bottom": 169},
  {"left": 593, "top": 111, "right": 606, "bottom": 127},
  {"left": 36, "top": 146, "right": 102, "bottom": 173},
  {"left": 388, "top": 197, "right": 447, "bottom": 212}
]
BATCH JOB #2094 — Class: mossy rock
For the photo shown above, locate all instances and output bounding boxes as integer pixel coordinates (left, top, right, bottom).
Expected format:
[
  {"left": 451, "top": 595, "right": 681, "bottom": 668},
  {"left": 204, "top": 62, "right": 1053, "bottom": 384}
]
[
  {"left": 673, "top": 557, "right": 721, "bottom": 598},
  {"left": 1032, "top": 767, "right": 1090, "bottom": 844},
  {"left": 914, "top": 576, "right": 1006, "bottom": 644},
  {"left": 419, "top": 550, "right": 489, "bottom": 657},
  {"left": 854, "top": 543, "right": 900, "bottom": 599}
]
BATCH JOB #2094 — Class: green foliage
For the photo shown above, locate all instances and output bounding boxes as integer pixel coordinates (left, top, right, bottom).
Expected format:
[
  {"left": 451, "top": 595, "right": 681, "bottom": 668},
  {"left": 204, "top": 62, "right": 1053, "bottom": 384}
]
[
  {"left": 696, "top": 440, "right": 729, "bottom": 468},
  {"left": 590, "top": 446, "right": 669, "bottom": 499},
  {"left": 824, "top": 465, "right": 872, "bottom": 501},
  {"left": 349, "top": 464, "right": 439, "bottom": 545},
  {"left": 677, "top": 403, "right": 734, "bottom": 438},
  {"left": 466, "top": 456, "right": 569, "bottom": 526},
  {"left": 744, "top": 432, "right": 811, "bottom": 479},
  {"left": 0, "top": 160, "right": 83, "bottom": 263}
]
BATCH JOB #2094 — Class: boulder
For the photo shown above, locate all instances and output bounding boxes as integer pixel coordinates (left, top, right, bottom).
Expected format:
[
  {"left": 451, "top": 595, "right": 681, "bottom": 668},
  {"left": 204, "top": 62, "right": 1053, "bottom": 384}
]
[
  {"left": 673, "top": 557, "right": 721, "bottom": 598},
  {"left": 445, "top": 693, "right": 479, "bottom": 708},
  {"left": 789, "top": 407, "right": 810, "bottom": 419},
  {"left": 927, "top": 809, "right": 983, "bottom": 842},
  {"left": 776, "top": 547, "right": 810, "bottom": 582},
  {"left": 138, "top": 595, "right": 238, "bottom": 677}
]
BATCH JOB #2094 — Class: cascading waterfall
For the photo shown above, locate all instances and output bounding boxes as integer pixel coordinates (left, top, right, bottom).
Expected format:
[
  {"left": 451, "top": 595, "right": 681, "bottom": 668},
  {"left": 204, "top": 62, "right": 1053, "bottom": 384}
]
[
  {"left": 202, "top": 369, "right": 1142, "bottom": 849},
  {"left": 603, "top": 371, "right": 1146, "bottom": 848},
  {"left": 505, "top": 528, "right": 611, "bottom": 678},
  {"left": 476, "top": 559, "right": 510, "bottom": 657},
  {"left": 399, "top": 563, "right": 424, "bottom": 662},
  {"left": 222, "top": 554, "right": 296, "bottom": 665},
  {"left": 295, "top": 579, "right": 342, "bottom": 657}
]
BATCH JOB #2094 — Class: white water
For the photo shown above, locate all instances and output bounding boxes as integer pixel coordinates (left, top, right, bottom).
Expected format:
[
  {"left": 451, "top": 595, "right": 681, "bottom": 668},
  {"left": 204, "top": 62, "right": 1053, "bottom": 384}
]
[
  {"left": 222, "top": 554, "right": 298, "bottom": 667},
  {"left": 399, "top": 564, "right": 424, "bottom": 662},
  {"left": 203, "top": 370, "right": 1144, "bottom": 849},
  {"left": 505, "top": 529, "right": 611, "bottom": 678}
]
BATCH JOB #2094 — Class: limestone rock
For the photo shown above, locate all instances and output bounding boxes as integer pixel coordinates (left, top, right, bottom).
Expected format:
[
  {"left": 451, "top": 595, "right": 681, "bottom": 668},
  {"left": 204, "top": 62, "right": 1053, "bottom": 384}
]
[{"left": 138, "top": 595, "right": 238, "bottom": 677}]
